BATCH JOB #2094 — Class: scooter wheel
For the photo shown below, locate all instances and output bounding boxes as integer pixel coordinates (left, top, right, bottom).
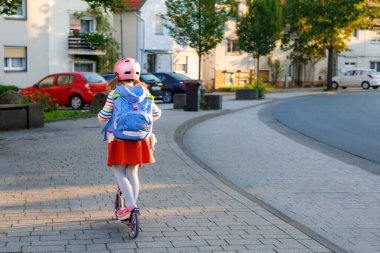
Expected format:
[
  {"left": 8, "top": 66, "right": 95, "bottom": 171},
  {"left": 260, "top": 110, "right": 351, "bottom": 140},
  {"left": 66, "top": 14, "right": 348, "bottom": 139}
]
[{"left": 129, "top": 209, "right": 139, "bottom": 239}]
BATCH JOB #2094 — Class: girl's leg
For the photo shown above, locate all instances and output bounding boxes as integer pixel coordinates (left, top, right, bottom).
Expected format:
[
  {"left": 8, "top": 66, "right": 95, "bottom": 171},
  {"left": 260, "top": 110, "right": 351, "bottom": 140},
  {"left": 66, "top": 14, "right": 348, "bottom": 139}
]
[
  {"left": 126, "top": 164, "right": 139, "bottom": 204},
  {"left": 112, "top": 165, "right": 135, "bottom": 208}
]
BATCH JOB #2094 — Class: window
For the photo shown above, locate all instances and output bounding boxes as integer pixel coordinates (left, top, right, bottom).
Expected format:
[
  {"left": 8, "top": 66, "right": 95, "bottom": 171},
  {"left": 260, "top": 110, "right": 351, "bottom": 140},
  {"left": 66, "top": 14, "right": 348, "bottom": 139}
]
[
  {"left": 371, "top": 62, "right": 380, "bottom": 72},
  {"left": 4, "top": 47, "right": 27, "bottom": 71},
  {"left": 344, "top": 70, "right": 354, "bottom": 76},
  {"left": 226, "top": 40, "right": 240, "bottom": 54},
  {"left": 5, "top": 0, "right": 26, "bottom": 19},
  {"left": 371, "top": 37, "right": 380, "bottom": 44},
  {"left": 57, "top": 75, "right": 74, "bottom": 86},
  {"left": 39, "top": 76, "right": 55, "bottom": 88},
  {"left": 174, "top": 56, "right": 188, "bottom": 73},
  {"left": 83, "top": 73, "right": 105, "bottom": 83},
  {"left": 225, "top": 72, "right": 235, "bottom": 85},
  {"left": 69, "top": 16, "right": 81, "bottom": 36},
  {"left": 344, "top": 62, "right": 356, "bottom": 67},
  {"left": 354, "top": 70, "right": 364, "bottom": 76},
  {"left": 80, "top": 19, "right": 94, "bottom": 34},
  {"left": 74, "top": 62, "right": 95, "bottom": 72},
  {"left": 351, "top": 30, "right": 358, "bottom": 38},
  {"left": 155, "top": 15, "right": 163, "bottom": 35}
]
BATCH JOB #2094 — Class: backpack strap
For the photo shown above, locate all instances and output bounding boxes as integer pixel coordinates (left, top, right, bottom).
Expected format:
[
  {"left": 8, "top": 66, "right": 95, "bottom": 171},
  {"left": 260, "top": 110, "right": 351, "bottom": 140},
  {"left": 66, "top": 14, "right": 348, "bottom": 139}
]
[{"left": 101, "top": 120, "right": 110, "bottom": 141}]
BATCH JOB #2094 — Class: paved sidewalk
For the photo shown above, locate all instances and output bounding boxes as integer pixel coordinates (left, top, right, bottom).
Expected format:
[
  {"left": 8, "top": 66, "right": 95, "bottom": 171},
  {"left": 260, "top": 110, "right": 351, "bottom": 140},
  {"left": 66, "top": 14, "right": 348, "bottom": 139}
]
[{"left": 1, "top": 90, "right": 332, "bottom": 253}]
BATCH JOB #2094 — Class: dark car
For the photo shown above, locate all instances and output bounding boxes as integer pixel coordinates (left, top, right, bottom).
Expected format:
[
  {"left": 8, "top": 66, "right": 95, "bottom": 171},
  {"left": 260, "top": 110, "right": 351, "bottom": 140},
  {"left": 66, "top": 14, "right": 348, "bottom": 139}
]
[
  {"left": 152, "top": 72, "right": 204, "bottom": 103},
  {"left": 139, "top": 73, "right": 164, "bottom": 99},
  {"left": 101, "top": 73, "right": 163, "bottom": 99},
  {"left": 102, "top": 73, "right": 116, "bottom": 83}
]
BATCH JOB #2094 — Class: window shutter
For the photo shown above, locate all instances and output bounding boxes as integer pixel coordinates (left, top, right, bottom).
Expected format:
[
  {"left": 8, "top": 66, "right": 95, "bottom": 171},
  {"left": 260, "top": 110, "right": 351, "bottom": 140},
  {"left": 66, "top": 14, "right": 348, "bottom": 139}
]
[{"left": 4, "top": 47, "right": 26, "bottom": 58}]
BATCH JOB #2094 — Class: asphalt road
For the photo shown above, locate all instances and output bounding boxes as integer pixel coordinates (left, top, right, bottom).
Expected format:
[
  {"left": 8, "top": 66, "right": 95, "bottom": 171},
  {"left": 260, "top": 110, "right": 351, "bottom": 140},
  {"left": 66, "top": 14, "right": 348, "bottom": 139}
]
[{"left": 272, "top": 91, "right": 380, "bottom": 165}]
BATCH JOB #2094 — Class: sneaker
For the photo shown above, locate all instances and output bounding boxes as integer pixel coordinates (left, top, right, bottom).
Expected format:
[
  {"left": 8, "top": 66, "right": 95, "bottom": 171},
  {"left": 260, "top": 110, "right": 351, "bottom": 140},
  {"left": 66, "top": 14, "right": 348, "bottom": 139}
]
[{"left": 117, "top": 205, "right": 137, "bottom": 220}]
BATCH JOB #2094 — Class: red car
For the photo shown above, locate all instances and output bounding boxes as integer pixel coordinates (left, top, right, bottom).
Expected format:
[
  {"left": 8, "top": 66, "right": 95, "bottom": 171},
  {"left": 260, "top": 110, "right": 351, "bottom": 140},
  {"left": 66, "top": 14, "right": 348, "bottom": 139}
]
[{"left": 19, "top": 72, "right": 107, "bottom": 109}]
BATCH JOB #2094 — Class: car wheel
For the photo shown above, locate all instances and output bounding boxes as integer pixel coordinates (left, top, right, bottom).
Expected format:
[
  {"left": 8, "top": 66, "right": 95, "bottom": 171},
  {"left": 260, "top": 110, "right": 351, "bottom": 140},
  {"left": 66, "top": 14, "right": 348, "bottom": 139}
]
[
  {"left": 332, "top": 82, "right": 339, "bottom": 89},
  {"left": 372, "top": 86, "right": 379, "bottom": 89},
  {"left": 162, "top": 90, "right": 173, "bottom": 103},
  {"left": 362, "top": 82, "right": 370, "bottom": 90},
  {"left": 341, "top": 87, "right": 347, "bottom": 89},
  {"left": 70, "top": 95, "right": 84, "bottom": 109}
]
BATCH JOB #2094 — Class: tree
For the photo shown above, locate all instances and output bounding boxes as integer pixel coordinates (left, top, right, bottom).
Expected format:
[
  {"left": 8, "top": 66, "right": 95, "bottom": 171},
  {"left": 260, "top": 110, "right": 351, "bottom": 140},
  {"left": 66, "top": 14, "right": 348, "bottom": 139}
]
[
  {"left": 282, "top": 0, "right": 379, "bottom": 90},
  {"left": 0, "top": 0, "right": 22, "bottom": 15},
  {"left": 0, "top": 0, "right": 126, "bottom": 15},
  {"left": 267, "top": 56, "right": 285, "bottom": 86},
  {"left": 236, "top": 0, "right": 282, "bottom": 89},
  {"left": 162, "top": 0, "right": 232, "bottom": 80}
]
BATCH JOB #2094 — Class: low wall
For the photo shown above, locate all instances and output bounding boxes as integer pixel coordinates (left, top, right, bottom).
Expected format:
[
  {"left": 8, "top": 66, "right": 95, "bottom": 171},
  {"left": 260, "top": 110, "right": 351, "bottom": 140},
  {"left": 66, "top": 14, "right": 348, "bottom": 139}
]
[
  {"left": 0, "top": 104, "right": 44, "bottom": 131},
  {"left": 204, "top": 94, "right": 222, "bottom": 110}
]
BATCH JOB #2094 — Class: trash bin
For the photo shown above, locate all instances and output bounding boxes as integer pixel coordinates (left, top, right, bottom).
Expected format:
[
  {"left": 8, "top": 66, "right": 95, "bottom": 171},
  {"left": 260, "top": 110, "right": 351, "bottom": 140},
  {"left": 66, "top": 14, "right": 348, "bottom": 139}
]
[{"left": 184, "top": 80, "right": 201, "bottom": 111}]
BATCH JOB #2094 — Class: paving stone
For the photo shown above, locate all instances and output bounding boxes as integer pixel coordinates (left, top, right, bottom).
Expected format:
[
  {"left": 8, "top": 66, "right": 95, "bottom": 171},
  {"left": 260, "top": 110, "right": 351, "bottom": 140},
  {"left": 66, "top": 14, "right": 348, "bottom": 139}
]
[
  {"left": 22, "top": 245, "right": 65, "bottom": 252},
  {"left": 136, "top": 241, "right": 173, "bottom": 248},
  {"left": 171, "top": 240, "right": 208, "bottom": 247}
]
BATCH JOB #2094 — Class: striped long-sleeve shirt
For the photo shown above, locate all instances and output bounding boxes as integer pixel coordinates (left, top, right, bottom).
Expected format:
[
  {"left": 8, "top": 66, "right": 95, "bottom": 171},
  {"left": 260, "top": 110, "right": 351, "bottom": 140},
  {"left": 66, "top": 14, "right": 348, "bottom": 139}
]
[{"left": 98, "top": 91, "right": 162, "bottom": 123}]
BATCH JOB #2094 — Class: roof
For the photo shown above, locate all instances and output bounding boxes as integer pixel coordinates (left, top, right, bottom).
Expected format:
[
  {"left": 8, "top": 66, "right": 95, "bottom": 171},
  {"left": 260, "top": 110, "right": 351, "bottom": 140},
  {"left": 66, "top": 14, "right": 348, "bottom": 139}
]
[{"left": 124, "top": 0, "right": 146, "bottom": 11}]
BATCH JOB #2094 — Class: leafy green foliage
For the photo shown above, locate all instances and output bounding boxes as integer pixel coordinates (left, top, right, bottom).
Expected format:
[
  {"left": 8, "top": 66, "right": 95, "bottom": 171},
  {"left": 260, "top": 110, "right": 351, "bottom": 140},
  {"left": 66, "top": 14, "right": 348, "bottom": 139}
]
[
  {"left": 219, "top": 85, "right": 267, "bottom": 99},
  {"left": 282, "top": 0, "right": 378, "bottom": 89},
  {"left": 0, "top": 85, "right": 19, "bottom": 94},
  {"left": 0, "top": 0, "right": 22, "bottom": 15},
  {"left": 237, "top": 0, "right": 282, "bottom": 58},
  {"left": 267, "top": 56, "right": 285, "bottom": 86},
  {"left": 236, "top": 0, "right": 282, "bottom": 88},
  {"left": 162, "top": 0, "right": 232, "bottom": 79}
]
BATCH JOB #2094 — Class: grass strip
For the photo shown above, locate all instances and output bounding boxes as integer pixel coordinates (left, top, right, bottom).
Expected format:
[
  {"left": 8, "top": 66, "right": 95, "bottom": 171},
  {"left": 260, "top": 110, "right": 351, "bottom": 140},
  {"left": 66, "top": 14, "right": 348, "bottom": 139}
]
[{"left": 44, "top": 110, "right": 97, "bottom": 121}]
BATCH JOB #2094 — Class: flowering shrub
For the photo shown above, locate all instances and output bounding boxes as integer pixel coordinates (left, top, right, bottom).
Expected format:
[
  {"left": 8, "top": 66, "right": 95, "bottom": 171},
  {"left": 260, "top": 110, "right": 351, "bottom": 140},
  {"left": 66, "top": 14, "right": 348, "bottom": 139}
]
[{"left": 19, "top": 91, "right": 58, "bottom": 112}]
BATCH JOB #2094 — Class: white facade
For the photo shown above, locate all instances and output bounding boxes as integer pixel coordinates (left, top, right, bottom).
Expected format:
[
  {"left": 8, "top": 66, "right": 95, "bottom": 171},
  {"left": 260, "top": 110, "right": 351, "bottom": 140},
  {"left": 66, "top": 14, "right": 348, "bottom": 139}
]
[
  {"left": 0, "top": 0, "right": 107, "bottom": 88},
  {"left": 132, "top": 0, "right": 199, "bottom": 79},
  {"left": 338, "top": 29, "right": 380, "bottom": 73}
]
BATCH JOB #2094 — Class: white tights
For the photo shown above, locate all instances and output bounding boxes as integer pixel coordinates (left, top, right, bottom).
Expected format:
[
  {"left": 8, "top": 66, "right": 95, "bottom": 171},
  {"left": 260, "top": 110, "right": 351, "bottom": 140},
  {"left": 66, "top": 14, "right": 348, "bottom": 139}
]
[{"left": 112, "top": 164, "right": 139, "bottom": 208}]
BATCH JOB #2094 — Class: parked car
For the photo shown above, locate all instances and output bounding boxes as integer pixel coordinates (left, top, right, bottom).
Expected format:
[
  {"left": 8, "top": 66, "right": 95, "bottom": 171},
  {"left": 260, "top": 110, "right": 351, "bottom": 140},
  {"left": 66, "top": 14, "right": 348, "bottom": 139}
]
[
  {"left": 332, "top": 69, "right": 380, "bottom": 89},
  {"left": 19, "top": 72, "right": 107, "bottom": 109},
  {"left": 102, "top": 73, "right": 116, "bottom": 83},
  {"left": 101, "top": 73, "right": 164, "bottom": 100},
  {"left": 152, "top": 72, "right": 204, "bottom": 103}
]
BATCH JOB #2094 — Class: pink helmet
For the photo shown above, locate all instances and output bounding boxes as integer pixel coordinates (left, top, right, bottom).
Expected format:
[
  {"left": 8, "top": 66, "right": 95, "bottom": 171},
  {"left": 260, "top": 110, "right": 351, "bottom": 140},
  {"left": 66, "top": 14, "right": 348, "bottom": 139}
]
[{"left": 114, "top": 58, "right": 141, "bottom": 81}]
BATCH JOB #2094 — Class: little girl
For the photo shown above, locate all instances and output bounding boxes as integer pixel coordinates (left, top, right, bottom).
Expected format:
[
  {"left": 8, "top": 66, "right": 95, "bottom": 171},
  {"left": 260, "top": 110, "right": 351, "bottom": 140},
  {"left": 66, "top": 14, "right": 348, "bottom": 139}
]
[{"left": 98, "top": 58, "right": 161, "bottom": 220}]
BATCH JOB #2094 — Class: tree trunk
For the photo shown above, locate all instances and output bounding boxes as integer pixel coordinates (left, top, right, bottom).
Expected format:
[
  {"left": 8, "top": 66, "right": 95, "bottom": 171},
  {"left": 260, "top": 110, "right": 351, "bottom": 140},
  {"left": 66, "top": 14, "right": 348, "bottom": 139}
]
[
  {"left": 198, "top": 52, "right": 202, "bottom": 80},
  {"left": 327, "top": 47, "right": 334, "bottom": 90},
  {"left": 256, "top": 55, "right": 260, "bottom": 89}
]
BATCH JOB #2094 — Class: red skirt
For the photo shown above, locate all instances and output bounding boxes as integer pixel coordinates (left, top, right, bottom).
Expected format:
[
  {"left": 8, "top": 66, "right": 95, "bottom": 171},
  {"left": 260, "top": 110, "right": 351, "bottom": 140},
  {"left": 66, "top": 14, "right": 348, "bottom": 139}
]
[{"left": 107, "top": 138, "right": 155, "bottom": 166}]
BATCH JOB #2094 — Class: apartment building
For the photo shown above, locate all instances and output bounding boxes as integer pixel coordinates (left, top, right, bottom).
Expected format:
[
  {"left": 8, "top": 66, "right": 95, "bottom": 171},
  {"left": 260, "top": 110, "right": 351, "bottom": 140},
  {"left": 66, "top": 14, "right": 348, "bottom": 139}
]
[
  {"left": 0, "top": 0, "right": 107, "bottom": 88},
  {"left": 338, "top": 29, "right": 380, "bottom": 73}
]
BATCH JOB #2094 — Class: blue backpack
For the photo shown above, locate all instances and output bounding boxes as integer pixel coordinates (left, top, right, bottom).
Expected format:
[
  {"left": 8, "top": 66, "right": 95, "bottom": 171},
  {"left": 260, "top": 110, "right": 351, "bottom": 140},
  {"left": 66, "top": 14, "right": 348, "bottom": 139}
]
[{"left": 102, "top": 85, "right": 153, "bottom": 141}]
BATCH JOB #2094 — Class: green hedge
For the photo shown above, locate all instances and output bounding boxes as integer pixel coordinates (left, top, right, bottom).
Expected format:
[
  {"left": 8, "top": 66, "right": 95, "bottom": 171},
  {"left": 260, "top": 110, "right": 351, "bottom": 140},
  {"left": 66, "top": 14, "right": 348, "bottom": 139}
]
[{"left": 0, "top": 85, "right": 19, "bottom": 94}]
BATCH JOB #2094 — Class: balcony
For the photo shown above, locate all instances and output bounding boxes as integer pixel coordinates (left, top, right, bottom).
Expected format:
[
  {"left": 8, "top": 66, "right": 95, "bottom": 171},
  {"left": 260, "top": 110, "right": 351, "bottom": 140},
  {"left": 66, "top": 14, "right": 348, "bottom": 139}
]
[{"left": 68, "top": 36, "right": 105, "bottom": 56}]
